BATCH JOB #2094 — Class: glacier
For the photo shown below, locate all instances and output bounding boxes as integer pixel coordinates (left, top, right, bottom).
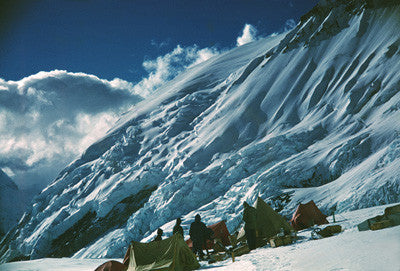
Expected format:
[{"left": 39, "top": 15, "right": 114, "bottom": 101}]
[{"left": 1, "top": 0, "right": 400, "bottom": 262}]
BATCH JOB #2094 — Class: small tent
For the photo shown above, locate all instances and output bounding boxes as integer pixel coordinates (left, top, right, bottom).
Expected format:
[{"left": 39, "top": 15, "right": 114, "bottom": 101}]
[
  {"left": 126, "top": 233, "right": 199, "bottom": 271},
  {"left": 95, "top": 260, "right": 127, "bottom": 271},
  {"left": 290, "top": 200, "right": 329, "bottom": 231},
  {"left": 237, "top": 197, "right": 293, "bottom": 243},
  {"left": 186, "top": 220, "right": 231, "bottom": 250}
]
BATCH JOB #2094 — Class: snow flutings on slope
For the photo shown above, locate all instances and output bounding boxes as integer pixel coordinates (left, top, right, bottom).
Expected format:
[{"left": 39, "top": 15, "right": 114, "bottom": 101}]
[{"left": 1, "top": 0, "right": 400, "bottom": 262}]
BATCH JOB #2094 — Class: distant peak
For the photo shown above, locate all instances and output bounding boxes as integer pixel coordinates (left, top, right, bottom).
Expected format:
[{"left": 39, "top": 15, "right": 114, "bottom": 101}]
[{"left": 0, "top": 169, "right": 18, "bottom": 190}]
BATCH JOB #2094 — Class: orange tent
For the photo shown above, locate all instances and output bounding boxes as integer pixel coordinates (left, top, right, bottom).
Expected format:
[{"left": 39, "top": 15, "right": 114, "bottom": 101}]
[
  {"left": 186, "top": 220, "right": 231, "bottom": 249},
  {"left": 290, "top": 200, "right": 329, "bottom": 230},
  {"left": 95, "top": 260, "right": 127, "bottom": 271}
]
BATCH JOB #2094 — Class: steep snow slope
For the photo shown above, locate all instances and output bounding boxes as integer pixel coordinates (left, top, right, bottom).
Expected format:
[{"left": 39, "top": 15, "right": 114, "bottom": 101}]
[
  {"left": 0, "top": 170, "right": 24, "bottom": 237},
  {"left": 1, "top": 0, "right": 400, "bottom": 262}
]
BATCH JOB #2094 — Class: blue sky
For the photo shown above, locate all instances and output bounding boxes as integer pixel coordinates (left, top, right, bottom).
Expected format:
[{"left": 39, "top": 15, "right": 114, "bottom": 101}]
[
  {"left": 1, "top": 0, "right": 318, "bottom": 82},
  {"left": 0, "top": 0, "right": 319, "bottom": 196}
]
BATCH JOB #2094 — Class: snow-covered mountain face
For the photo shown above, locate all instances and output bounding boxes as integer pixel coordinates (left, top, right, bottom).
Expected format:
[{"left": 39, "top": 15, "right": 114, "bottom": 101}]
[
  {"left": 1, "top": 0, "right": 400, "bottom": 262},
  {"left": 0, "top": 170, "right": 24, "bottom": 238}
]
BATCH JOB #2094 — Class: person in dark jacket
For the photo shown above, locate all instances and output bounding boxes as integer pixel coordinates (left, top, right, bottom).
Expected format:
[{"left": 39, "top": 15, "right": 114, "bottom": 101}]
[
  {"left": 153, "top": 228, "right": 163, "bottom": 242},
  {"left": 189, "top": 214, "right": 207, "bottom": 259},
  {"left": 243, "top": 201, "right": 257, "bottom": 250},
  {"left": 173, "top": 218, "right": 184, "bottom": 236}
]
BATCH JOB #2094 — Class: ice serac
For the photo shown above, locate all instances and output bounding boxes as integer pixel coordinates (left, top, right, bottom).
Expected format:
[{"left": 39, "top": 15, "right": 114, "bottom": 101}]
[{"left": 1, "top": 0, "right": 400, "bottom": 262}]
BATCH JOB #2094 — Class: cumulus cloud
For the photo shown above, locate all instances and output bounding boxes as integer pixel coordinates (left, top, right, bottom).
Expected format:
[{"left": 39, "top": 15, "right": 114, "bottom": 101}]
[
  {"left": 133, "top": 45, "right": 220, "bottom": 97},
  {"left": 0, "top": 44, "right": 220, "bottom": 194},
  {"left": 237, "top": 24, "right": 258, "bottom": 46},
  {"left": 0, "top": 70, "right": 143, "bottom": 192}
]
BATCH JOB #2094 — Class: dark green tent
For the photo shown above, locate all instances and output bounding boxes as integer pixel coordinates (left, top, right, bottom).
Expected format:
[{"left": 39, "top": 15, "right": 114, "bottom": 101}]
[
  {"left": 254, "top": 197, "right": 293, "bottom": 239},
  {"left": 127, "top": 233, "right": 200, "bottom": 271},
  {"left": 238, "top": 197, "right": 293, "bottom": 242}
]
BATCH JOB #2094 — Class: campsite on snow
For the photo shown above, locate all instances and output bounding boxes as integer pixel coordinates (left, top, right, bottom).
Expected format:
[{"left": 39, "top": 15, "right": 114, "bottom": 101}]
[
  {"left": 1, "top": 0, "right": 400, "bottom": 270},
  {"left": 1, "top": 202, "right": 399, "bottom": 270}
]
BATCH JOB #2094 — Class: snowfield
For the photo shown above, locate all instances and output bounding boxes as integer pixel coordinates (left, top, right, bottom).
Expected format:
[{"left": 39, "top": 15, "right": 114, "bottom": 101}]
[
  {"left": 1, "top": 0, "right": 400, "bottom": 264},
  {"left": 1, "top": 204, "right": 399, "bottom": 270}
]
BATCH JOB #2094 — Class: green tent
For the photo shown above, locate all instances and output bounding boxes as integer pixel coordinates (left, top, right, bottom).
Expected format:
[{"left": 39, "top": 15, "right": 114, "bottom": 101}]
[
  {"left": 238, "top": 197, "right": 293, "bottom": 242},
  {"left": 127, "top": 233, "right": 200, "bottom": 271},
  {"left": 254, "top": 197, "right": 293, "bottom": 239}
]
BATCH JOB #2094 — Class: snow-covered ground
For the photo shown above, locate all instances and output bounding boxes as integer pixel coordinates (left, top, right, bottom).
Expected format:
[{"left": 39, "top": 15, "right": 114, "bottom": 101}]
[
  {"left": 1, "top": 203, "right": 399, "bottom": 271},
  {"left": 204, "top": 203, "right": 400, "bottom": 271},
  {"left": 0, "top": 258, "right": 111, "bottom": 271}
]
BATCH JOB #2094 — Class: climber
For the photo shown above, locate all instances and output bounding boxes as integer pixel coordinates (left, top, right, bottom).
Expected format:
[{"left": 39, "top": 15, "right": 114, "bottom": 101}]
[
  {"left": 173, "top": 217, "right": 184, "bottom": 236},
  {"left": 243, "top": 201, "right": 257, "bottom": 250},
  {"left": 153, "top": 228, "right": 163, "bottom": 242},
  {"left": 189, "top": 214, "right": 208, "bottom": 259}
]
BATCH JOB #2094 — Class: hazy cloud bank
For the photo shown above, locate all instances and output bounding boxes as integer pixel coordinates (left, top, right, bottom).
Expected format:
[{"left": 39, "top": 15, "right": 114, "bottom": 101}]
[{"left": 0, "top": 71, "right": 142, "bottom": 191}]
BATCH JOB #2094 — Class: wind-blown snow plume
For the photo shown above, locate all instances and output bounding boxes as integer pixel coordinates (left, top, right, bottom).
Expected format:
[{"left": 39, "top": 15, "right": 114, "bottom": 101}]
[
  {"left": 133, "top": 45, "right": 220, "bottom": 98},
  {"left": 237, "top": 24, "right": 258, "bottom": 46}
]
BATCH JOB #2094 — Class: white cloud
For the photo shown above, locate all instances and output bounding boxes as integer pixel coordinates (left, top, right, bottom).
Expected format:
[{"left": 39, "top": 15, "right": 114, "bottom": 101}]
[
  {"left": 237, "top": 24, "right": 258, "bottom": 46},
  {"left": 133, "top": 44, "right": 220, "bottom": 97},
  {"left": 191, "top": 47, "right": 221, "bottom": 66},
  {"left": 0, "top": 44, "right": 221, "bottom": 193},
  {"left": 0, "top": 70, "right": 143, "bottom": 190}
]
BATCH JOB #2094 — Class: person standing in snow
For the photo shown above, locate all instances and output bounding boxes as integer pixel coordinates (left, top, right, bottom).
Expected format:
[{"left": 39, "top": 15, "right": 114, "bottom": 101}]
[
  {"left": 153, "top": 228, "right": 163, "bottom": 242},
  {"left": 243, "top": 201, "right": 257, "bottom": 250},
  {"left": 189, "top": 214, "right": 208, "bottom": 259},
  {"left": 173, "top": 217, "right": 184, "bottom": 236}
]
